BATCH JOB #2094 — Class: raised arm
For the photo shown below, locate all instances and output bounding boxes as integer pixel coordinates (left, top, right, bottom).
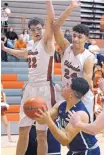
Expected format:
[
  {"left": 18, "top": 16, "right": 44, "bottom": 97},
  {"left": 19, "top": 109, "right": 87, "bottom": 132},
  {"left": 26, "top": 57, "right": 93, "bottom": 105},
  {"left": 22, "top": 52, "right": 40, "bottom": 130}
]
[
  {"left": 54, "top": 0, "right": 80, "bottom": 52},
  {"left": 1, "top": 40, "right": 28, "bottom": 59},
  {"left": 83, "top": 56, "right": 95, "bottom": 88},
  {"left": 42, "top": 0, "right": 55, "bottom": 53}
]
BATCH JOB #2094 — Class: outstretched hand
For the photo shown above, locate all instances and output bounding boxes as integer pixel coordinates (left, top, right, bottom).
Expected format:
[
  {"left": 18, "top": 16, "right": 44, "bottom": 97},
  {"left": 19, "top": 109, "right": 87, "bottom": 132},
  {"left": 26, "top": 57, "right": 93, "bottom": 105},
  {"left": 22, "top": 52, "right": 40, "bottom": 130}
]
[
  {"left": 71, "top": 0, "right": 81, "bottom": 8},
  {"left": 66, "top": 110, "right": 82, "bottom": 128},
  {"left": 98, "top": 78, "right": 104, "bottom": 94},
  {"left": 35, "top": 106, "right": 51, "bottom": 124},
  {"left": 1, "top": 40, "right": 5, "bottom": 51}
]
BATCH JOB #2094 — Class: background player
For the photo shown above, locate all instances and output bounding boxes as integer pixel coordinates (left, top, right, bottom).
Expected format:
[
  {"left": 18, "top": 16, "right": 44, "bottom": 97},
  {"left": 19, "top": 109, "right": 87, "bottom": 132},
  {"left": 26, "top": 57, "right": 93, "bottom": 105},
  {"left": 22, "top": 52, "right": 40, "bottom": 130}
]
[{"left": 53, "top": 0, "right": 95, "bottom": 122}]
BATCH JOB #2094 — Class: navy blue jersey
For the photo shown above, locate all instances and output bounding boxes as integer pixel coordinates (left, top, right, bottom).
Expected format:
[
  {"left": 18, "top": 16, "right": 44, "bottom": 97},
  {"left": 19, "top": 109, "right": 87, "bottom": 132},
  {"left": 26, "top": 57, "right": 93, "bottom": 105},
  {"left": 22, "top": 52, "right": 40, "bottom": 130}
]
[{"left": 58, "top": 101, "right": 98, "bottom": 152}]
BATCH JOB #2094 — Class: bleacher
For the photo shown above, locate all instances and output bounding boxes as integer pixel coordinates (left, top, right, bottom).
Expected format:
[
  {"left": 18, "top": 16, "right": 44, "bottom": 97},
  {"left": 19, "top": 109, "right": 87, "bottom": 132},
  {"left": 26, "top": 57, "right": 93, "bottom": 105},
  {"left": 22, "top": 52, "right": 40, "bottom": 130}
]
[
  {"left": 1, "top": 0, "right": 80, "bottom": 34},
  {"left": 81, "top": 0, "right": 104, "bottom": 39},
  {"left": 2, "top": 0, "right": 104, "bottom": 38},
  {"left": 1, "top": 62, "right": 62, "bottom": 134}
]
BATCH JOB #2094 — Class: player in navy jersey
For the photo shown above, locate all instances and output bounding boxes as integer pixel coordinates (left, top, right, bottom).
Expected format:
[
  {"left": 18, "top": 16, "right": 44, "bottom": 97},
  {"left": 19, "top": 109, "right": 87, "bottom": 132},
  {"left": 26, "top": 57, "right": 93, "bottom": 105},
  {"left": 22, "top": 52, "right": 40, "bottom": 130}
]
[
  {"left": 35, "top": 77, "right": 100, "bottom": 155},
  {"left": 66, "top": 78, "right": 104, "bottom": 136}
]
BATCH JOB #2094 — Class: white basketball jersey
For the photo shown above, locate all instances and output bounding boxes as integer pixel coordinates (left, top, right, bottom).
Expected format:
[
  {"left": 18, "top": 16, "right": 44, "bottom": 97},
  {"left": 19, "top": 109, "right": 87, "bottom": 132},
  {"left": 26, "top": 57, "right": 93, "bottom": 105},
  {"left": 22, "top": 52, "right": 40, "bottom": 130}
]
[
  {"left": 62, "top": 45, "right": 95, "bottom": 122},
  {"left": 62, "top": 45, "right": 94, "bottom": 86},
  {"left": 27, "top": 40, "right": 54, "bottom": 83}
]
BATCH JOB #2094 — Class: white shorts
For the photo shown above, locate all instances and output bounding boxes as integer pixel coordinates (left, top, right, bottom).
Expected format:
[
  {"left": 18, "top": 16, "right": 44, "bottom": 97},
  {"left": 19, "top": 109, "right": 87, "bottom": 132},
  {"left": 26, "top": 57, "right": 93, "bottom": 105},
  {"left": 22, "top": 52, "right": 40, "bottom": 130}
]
[{"left": 19, "top": 81, "right": 56, "bottom": 131}]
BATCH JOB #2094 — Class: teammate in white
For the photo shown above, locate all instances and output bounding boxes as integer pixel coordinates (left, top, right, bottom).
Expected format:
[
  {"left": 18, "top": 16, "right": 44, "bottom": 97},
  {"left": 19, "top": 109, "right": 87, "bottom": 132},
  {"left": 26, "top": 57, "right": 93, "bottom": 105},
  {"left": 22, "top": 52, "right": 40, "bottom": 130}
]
[
  {"left": 53, "top": 0, "right": 95, "bottom": 122},
  {"left": 1, "top": 1, "right": 55, "bottom": 155}
]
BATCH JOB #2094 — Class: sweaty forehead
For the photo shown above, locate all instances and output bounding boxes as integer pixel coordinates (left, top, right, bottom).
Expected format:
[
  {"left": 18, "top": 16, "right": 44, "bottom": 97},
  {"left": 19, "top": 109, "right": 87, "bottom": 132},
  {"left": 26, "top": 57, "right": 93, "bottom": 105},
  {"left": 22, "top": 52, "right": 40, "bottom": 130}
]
[
  {"left": 30, "top": 24, "right": 42, "bottom": 29},
  {"left": 72, "top": 31, "right": 86, "bottom": 37}
]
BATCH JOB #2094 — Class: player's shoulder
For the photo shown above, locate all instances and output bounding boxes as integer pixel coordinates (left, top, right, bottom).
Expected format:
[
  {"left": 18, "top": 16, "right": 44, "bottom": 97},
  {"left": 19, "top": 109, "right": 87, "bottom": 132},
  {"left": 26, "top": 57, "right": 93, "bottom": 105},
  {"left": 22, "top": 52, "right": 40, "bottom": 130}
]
[
  {"left": 64, "top": 44, "right": 72, "bottom": 55},
  {"left": 28, "top": 40, "right": 34, "bottom": 45},
  {"left": 82, "top": 48, "right": 95, "bottom": 63},
  {"left": 27, "top": 40, "right": 34, "bottom": 49},
  {"left": 58, "top": 100, "right": 66, "bottom": 105},
  {"left": 76, "top": 110, "right": 89, "bottom": 123},
  {"left": 55, "top": 100, "right": 66, "bottom": 109}
]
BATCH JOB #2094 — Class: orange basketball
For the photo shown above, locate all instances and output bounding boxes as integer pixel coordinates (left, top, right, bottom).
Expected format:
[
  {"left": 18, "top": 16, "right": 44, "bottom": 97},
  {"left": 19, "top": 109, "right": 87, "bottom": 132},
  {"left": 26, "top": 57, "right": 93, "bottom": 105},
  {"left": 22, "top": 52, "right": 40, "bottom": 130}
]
[{"left": 23, "top": 96, "right": 48, "bottom": 120}]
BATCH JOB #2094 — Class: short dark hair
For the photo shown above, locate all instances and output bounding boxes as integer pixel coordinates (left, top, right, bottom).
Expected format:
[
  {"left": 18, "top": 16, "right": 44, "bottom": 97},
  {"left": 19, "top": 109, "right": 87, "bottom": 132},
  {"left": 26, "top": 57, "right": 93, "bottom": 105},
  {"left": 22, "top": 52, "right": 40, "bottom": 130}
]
[
  {"left": 4, "top": 3, "right": 8, "bottom": 6},
  {"left": 1, "top": 34, "right": 6, "bottom": 41},
  {"left": 65, "top": 29, "right": 70, "bottom": 33},
  {"left": 73, "top": 24, "right": 89, "bottom": 37},
  {"left": 71, "top": 77, "right": 89, "bottom": 99},
  {"left": 28, "top": 17, "right": 44, "bottom": 29}
]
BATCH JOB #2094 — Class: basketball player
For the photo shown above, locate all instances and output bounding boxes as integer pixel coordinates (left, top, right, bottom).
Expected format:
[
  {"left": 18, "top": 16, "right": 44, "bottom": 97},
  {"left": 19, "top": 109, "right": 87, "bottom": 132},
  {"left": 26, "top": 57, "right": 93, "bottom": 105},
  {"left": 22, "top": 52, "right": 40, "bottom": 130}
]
[
  {"left": 53, "top": 0, "right": 95, "bottom": 122},
  {"left": 1, "top": 1, "right": 55, "bottom": 155},
  {"left": 35, "top": 77, "right": 100, "bottom": 155},
  {"left": 67, "top": 78, "right": 104, "bottom": 135},
  {"left": 1, "top": 84, "right": 13, "bottom": 142}
]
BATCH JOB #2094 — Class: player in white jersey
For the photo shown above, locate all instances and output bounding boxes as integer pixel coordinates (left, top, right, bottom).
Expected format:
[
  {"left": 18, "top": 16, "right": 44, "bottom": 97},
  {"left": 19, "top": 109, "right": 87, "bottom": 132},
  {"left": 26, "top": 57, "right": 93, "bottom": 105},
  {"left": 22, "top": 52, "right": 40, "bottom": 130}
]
[
  {"left": 1, "top": 1, "right": 55, "bottom": 155},
  {"left": 53, "top": 0, "right": 95, "bottom": 122}
]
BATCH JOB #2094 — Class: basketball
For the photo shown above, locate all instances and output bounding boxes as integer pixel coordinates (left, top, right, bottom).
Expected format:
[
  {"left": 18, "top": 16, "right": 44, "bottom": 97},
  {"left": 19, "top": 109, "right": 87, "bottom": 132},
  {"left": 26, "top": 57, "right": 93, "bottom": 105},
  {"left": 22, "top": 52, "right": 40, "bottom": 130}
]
[{"left": 23, "top": 96, "right": 48, "bottom": 120}]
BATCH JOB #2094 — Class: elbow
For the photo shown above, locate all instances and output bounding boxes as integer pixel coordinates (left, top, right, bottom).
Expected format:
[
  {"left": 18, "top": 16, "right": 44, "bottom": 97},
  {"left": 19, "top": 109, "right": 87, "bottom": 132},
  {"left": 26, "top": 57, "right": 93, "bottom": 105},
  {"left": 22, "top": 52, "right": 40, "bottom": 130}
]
[{"left": 53, "top": 23, "right": 60, "bottom": 32}]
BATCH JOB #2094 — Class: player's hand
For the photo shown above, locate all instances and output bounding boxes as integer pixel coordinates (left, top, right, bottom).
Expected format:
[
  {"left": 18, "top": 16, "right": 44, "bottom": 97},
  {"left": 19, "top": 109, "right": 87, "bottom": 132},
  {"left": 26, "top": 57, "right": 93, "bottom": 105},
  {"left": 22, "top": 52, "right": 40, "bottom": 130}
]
[
  {"left": 66, "top": 110, "right": 82, "bottom": 128},
  {"left": 71, "top": 0, "right": 81, "bottom": 8},
  {"left": 1, "top": 40, "right": 5, "bottom": 51},
  {"left": 98, "top": 78, "right": 104, "bottom": 94},
  {"left": 35, "top": 107, "right": 51, "bottom": 124},
  {"left": 94, "top": 104, "right": 102, "bottom": 117}
]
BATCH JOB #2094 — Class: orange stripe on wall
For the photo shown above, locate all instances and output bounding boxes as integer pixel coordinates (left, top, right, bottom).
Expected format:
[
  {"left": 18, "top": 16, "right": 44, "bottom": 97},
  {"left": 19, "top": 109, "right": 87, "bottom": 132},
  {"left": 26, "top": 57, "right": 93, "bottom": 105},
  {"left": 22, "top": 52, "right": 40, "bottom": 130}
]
[
  {"left": 7, "top": 105, "right": 20, "bottom": 113},
  {"left": 1, "top": 74, "right": 18, "bottom": 81},
  {"left": 54, "top": 63, "right": 61, "bottom": 69},
  {"left": 2, "top": 81, "right": 24, "bottom": 88},
  {"left": 54, "top": 69, "right": 62, "bottom": 75},
  {"left": 6, "top": 113, "right": 20, "bottom": 121}
]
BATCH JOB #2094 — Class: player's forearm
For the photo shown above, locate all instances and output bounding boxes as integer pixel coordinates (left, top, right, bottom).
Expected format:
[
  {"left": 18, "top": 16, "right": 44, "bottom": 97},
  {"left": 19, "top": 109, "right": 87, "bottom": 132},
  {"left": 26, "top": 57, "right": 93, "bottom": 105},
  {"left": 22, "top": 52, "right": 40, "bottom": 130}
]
[
  {"left": 3, "top": 47, "right": 26, "bottom": 58},
  {"left": 83, "top": 74, "right": 93, "bottom": 90},
  {"left": 78, "top": 122, "right": 98, "bottom": 135},
  {"left": 47, "top": 118, "right": 69, "bottom": 145},
  {"left": 46, "top": 0, "right": 55, "bottom": 22},
  {"left": 54, "top": 4, "right": 74, "bottom": 28}
]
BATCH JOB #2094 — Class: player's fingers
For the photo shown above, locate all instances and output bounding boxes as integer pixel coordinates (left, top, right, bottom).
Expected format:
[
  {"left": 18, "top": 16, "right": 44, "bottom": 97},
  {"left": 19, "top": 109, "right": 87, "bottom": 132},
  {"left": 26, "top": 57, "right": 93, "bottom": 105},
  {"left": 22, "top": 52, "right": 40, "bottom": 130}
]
[
  {"left": 68, "top": 110, "right": 75, "bottom": 118},
  {"left": 38, "top": 108, "right": 45, "bottom": 115},
  {"left": 42, "top": 106, "right": 47, "bottom": 113},
  {"left": 65, "top": 118, "right": 70, "bottom": 122},
  {"left": 35, "top": 112, "right": 43, "bottom": 118}
]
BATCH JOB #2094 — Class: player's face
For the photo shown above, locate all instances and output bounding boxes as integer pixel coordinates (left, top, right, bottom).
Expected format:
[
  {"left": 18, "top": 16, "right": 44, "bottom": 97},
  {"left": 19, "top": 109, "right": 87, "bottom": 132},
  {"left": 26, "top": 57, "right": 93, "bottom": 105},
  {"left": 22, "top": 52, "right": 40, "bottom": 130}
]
[
  {"left": 72, "top": 31, "right": 87, "bottom": 50},
  {"left": 61, "top": 83, "right": 72, "bottom": 100},
  {"left": 29, "top": 24, "right": 43, "bottom": 41}
]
